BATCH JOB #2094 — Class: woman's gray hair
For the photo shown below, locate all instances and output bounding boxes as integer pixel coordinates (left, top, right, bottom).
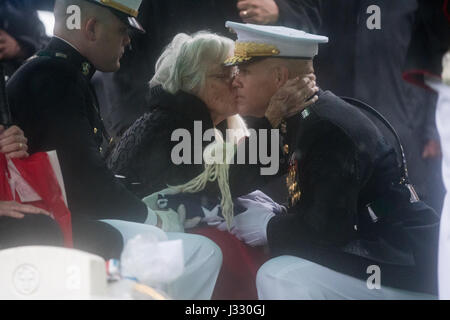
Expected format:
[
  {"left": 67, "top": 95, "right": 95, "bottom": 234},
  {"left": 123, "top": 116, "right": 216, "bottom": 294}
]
[{"left": 150, "top": 31, "right": 234, "bottom": 94}]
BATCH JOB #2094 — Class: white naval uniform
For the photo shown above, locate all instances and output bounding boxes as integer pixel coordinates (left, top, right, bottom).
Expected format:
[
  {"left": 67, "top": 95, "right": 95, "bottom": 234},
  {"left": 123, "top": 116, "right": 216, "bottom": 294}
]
[
  {"left": 256, "top": 256, "right": 436, "bottom": 300},
  {"left": 102, "top": 220, "right": 222, "bottom": 300},
  {"left": 426, "top": 77, "right": 450, "bottom": 300}
]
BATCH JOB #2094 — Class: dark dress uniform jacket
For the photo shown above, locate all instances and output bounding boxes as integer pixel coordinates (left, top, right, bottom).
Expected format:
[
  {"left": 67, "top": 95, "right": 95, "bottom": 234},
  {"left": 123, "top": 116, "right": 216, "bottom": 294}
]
[
  {"left": 268, "top": 91, "right": 440, "bottom": 294},
  {"left": 6, "top": 37, "right": 148, "bottom": 223}
]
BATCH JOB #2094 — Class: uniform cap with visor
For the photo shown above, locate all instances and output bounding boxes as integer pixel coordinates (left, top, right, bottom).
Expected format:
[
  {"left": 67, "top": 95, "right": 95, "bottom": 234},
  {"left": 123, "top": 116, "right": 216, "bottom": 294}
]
[{"left": 86, "top": 0, "right": 145, "bottom": 33}]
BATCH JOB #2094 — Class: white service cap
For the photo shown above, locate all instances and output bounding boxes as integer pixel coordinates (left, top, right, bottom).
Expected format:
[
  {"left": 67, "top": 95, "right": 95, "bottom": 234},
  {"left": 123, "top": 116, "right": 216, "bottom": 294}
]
[{"left": 224, "top": 21, "right": 328, "bottom": 66}]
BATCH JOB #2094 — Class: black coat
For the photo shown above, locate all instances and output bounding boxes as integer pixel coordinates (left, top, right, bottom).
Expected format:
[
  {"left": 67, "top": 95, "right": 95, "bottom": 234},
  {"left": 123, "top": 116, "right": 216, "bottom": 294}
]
[
  {"left": 6, "top": 37, "right": 148, "bottom": 223},
  {"left": 95, "top": 0, "right": 323, "bottom": 137},
  {"left": 107, "top": 87, "right": 275, "bottom": 217},
  {"left": 0, "top": 0, "right": 48, "bottom": 78},
  {"left": 403, "top": 0, "right": 450, "bottom": 88},
  {"left": 268, "top": 91, "right": 440, "bottom": 294},
  {"left": 107, "top": 87, "right": 218, "bottom": 199}
]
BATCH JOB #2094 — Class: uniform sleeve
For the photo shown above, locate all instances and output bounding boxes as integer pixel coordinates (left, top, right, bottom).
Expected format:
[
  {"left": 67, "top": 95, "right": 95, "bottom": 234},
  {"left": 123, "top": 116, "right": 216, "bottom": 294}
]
[
  {"left": 267, "top": 125, "right": 360, "bottom": 256},
  {"left": 275, "top": 0, "right": 322, "bottom": 33},
  {"left": 25, "top": 74, "right": 148, "bottom": 222}
]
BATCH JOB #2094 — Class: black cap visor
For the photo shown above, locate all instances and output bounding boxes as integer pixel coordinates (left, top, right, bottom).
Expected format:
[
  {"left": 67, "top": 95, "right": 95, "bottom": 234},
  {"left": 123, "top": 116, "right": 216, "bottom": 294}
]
[
  {"left": 85, "top": 0, "right": 145, "bottom": 33},
  {"left": 112, "top": 11, "right": 145, "bottom": 34}
]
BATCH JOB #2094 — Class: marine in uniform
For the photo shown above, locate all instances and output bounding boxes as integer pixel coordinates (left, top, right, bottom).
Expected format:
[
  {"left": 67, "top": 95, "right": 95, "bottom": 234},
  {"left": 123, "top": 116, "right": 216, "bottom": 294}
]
[
  {"left": 5, "top": 1, "right": 223, "bottom": 298},
  {"left": 7, "top": 0, "right": 147, "bottom": 223},
  {"left": 225, "top": 22, "right": 440, "bottom": 298},
  {"left": 5, "top": 0, "right": 149, "bottom": 258}
]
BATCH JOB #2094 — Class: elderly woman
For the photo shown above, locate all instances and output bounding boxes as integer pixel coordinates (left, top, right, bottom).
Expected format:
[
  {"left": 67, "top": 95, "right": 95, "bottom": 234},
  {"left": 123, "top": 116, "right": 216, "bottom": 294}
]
[{"left": 107, "top": 31, "right": 317, "bottom": 229}]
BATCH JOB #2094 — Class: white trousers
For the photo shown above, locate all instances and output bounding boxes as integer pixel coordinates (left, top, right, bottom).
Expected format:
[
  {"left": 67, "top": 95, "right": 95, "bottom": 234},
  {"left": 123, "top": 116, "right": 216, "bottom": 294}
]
[
  {"left": 256, "top": 256, "right": 436, "bottom": 300},
  {"left": 102, "top": 220, "right": 222, "bottom": 300},
  {"left": 429, "top": 80, "right": 450, "bottom": 300}
]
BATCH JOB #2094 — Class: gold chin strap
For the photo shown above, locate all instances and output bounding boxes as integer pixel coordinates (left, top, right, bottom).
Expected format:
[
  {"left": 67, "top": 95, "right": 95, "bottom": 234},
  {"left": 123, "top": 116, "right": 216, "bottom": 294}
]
[
  {"left": 100, "top": 0, "right": 138, "bottom": 17},
  {"left": 224, "top": 42, "right": 280, "bottom": 65}
]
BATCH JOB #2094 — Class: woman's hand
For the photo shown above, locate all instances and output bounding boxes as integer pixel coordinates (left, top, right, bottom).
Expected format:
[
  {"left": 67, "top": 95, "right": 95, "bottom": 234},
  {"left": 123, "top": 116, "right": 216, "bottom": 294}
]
[
  {"left": 0, "top": 125, "right": 29, "bottom": 159},
  {"left": 265, "top": 74, "right": 319, "bottom": 128},
  {"left": 0, "top": 201, "right": 51, "bottom": 219}
]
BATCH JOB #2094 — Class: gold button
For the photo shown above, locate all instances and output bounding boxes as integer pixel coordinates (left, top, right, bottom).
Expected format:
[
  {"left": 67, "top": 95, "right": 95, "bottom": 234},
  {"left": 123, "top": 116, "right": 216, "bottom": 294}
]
[
  {"left": 99, "top": 147, "right": 103, "bottom": 153},
  {"left": 283, "top": 144, "right": 289, "bottom": 155},
  {"left": 94, "top": 128, "right": 98, "bottom": 134}
]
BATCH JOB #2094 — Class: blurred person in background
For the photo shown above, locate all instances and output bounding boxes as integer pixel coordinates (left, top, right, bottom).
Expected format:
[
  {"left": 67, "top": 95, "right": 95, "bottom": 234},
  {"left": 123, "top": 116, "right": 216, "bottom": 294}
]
[
  {"left": 0, "top": 0, "right": 48, "bottom": 79},
  {"left": 315, "top": 0, "right": 445, "bottom": 213},
  {"left": 402, "top": 0, "right": 450, "bottom": 300}
]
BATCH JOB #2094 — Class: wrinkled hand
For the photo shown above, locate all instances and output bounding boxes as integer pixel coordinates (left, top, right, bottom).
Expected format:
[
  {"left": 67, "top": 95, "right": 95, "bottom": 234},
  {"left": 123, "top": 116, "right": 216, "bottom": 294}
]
[
  {"left": 265, "top": 75, "right": 319, "bottom": 128},
  {"left": 422, "top": 139, "right": 442, "bottom": 159},
  {"left": 144, "top": 205, "right": 186, "bottom": 233},
  {"left": 143, "top": 189, "right": 186, "bottom": 232},
  {"left": 0, "top": 125, "right": 29, "bottom": 159},
  {"left": 218, "top": 191, "right": 283, "bottom": 246},
  {"left": 0, "top": 30, "right": 25, "bottom": 61},
  {"left": 237, "top": 0, "right": 279, "bottom": 24},
  {"left": 0, "top": 201, "right": 51, "bottom": 219}
]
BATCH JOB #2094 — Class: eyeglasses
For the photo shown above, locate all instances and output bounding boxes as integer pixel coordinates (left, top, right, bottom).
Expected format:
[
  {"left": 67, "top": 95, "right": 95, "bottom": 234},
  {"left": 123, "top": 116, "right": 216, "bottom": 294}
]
[
  {"left": 207, "top": 73, "right": 234, "bottom": 84},
  {"left": 207, "top": 67, "right": 238, "bottom": 83}
]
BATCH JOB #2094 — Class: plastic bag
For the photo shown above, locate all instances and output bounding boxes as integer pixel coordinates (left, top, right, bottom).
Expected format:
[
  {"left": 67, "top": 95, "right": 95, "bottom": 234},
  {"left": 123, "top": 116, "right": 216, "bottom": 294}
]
[{"left": 120, "top": 233, "right": 184, "bottom": 291}]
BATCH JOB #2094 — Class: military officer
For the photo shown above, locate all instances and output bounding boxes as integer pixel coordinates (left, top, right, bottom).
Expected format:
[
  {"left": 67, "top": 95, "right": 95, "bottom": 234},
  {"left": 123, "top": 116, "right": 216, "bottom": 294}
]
[
  {"left": 224, "top": 21, "right": 440, "bottom": 298},
  {"left": 6, "top": 0, "right": 147, "bottom": 257},
  {"left": 6, "top": 0, "right": 222, "bottom": 299}
]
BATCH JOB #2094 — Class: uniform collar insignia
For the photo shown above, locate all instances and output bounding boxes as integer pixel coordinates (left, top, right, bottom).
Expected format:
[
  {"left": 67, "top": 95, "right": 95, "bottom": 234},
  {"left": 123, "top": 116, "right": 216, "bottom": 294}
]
[
  {"left": 81, "top": 62, "right": 91, "bottom": 76},
  {"left": 44, "top": 37, "right": 97, "bottom": 80}
]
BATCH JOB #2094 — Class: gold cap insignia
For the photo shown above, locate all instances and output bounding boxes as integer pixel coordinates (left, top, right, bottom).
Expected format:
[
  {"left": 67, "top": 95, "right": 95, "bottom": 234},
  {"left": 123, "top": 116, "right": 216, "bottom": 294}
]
[{"left": 224, "top": 42, "right": 280, "bottom": 66}]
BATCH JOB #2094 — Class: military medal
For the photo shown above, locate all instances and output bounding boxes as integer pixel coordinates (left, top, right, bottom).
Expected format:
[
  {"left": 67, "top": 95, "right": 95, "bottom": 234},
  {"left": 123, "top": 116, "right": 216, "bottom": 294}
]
[{"left": 286, "top": 153, "right": 301, "bottom": 207}]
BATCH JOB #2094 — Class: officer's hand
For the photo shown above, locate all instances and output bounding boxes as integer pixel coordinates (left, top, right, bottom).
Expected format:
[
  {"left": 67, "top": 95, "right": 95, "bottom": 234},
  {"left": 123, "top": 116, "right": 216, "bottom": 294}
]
[
  {"left": 265, "top": 75, "right": 319, "bottom": 128},
  {"left": 0, "top": 125, "right": 29, "bottom": 159},
  {"left": 237, "top": 0, "right": 279, "bottom": 24},
  {"left": 0, "top": 201, "right": 51, "bottom": 219},
  {"left": 0, "top": 30, "right": 25, "bottom": 61},
  {"left": 217, "top": 191, "right": 283, "bottom": 246},
  {"left": 422, "top": 139, "right": 442, "bottom": 159}
]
